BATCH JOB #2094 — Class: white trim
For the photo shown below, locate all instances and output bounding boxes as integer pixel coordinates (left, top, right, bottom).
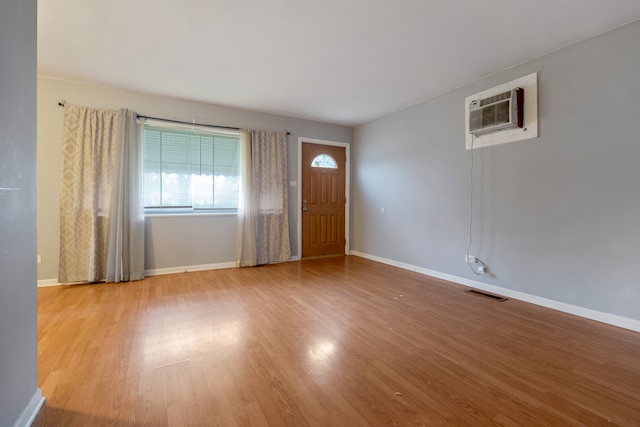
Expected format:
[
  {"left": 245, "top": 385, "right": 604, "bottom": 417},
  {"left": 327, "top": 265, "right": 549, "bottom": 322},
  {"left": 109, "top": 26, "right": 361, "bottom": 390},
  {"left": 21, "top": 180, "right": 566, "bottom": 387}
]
[
  {"left": 37, "top": 279, "right": 96, "bottom": 287},
  {"left": 12, "top": 388, "right": 45, "bottom": 427},
  {"left": 39, "top": 263, "right": 237, "bottom": 286},
  {"left": 144, "top": 211, "right": 237, "bottom": 218},
  {"left": 37, "top": 258, "right": 306, "bottom": 286},
  {"left": 38, "top": 256, "right": 306, "bottom": 287},
  {"left": 141, "top": 118, "right": 240, "bottom": 136},
  {"left": 37, "top": 279, "right": 62, "bottom": 288},
  {"left": 144, "top": 262, "right": 236, "bottom": 277},
  {"left": 350, "top": 251, "right": 640, "bottom": 333},
  {"left": 465, "top": 72, "right": 538, "bottom": 150},
  {"left": 297, "top": 137, "right": 351, "bottom": 259}
]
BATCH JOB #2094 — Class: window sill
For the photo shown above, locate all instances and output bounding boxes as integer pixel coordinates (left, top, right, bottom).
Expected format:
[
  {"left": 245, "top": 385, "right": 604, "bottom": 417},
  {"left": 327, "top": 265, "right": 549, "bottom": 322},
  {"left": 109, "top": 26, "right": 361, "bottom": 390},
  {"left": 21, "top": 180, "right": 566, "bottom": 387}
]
[{"left": 144, "top": 211, "right": 238, "bottom": 219}]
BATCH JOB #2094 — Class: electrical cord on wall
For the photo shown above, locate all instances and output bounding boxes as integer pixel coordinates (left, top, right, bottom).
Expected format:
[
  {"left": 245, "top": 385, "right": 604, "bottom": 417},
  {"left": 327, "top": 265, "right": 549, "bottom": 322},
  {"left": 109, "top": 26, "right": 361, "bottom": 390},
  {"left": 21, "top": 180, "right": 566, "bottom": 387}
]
[{"left": 465, "top": 134, "right": 489, "bottom": 276}]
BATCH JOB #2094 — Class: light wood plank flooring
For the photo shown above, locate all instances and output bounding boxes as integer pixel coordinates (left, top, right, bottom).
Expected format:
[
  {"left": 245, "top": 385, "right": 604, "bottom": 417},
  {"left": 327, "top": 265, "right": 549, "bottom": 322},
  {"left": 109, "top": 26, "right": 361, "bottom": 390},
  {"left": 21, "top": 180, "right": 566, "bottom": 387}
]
[{"left": 34, "top": 256, "right": 640, "bottom": 426}]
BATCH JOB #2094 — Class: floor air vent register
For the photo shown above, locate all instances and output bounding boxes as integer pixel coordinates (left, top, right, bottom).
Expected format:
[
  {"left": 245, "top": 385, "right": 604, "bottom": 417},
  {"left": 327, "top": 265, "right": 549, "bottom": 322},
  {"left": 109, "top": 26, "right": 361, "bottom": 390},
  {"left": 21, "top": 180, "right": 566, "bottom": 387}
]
[{"left": 466, "top": 289, "right": 508, "bottom": 302}]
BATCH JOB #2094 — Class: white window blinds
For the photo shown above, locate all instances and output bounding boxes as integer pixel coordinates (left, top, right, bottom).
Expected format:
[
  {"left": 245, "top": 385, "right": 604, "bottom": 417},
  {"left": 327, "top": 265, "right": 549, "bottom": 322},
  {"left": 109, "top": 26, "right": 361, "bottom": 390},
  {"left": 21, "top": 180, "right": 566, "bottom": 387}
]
[{"left": 143, "top": 124, "right": 240, "bottom": 210}]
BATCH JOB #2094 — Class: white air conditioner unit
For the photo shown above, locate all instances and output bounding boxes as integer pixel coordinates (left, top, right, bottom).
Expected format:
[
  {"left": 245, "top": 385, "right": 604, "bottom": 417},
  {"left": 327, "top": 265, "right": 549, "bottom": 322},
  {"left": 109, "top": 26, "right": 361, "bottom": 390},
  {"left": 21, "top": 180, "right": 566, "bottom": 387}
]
[{"left": 468, "top": 87, "right": 524, "bottom": 136}]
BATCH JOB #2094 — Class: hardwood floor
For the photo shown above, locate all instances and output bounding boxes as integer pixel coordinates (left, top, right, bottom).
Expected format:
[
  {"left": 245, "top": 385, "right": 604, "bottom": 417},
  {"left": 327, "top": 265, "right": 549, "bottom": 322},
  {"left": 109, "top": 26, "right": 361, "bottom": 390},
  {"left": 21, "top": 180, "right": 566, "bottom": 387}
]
[{"left": 34, "top": 256, "right": 640, "bottom": 426}]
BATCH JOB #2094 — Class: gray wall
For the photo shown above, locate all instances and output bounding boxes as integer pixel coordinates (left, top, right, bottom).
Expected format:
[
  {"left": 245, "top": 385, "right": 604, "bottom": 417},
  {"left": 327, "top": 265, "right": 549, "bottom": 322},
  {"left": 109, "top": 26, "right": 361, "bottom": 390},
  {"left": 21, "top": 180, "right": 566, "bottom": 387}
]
[
  {"left": 353, "top": 20, "right": 640, "bottom": 321},
  {"left": 0, "top": 0, "right": 40, "bottom": 425},
  {"left": 38, "top": 77, "right": 353, "bottom": 280}
]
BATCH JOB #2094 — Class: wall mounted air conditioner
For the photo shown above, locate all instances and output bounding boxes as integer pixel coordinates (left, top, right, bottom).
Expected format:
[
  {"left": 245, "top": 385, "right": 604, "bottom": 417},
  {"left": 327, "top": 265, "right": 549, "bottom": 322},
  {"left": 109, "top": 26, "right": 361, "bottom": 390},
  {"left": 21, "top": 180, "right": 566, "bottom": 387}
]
[
  {"left": 464, "top": 72, "right": 538, "bottom": 150},
  {"left": 468, "top": 87, "right": 524, "bottom": 136}
]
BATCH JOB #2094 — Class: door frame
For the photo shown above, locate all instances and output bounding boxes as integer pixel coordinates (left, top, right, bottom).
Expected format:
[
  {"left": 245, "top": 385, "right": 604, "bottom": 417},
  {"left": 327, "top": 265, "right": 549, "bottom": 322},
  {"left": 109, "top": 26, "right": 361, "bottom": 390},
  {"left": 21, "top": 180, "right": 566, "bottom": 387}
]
[{"left": 297, "top": 137, "right": 350, "bottom": 258}]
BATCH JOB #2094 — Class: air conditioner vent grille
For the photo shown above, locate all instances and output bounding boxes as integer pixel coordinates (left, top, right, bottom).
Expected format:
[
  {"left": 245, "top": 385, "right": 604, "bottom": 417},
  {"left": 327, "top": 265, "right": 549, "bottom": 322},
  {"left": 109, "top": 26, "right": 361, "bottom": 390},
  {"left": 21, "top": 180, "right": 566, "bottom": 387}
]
[{"left": 479, "top": 90, "right": 512, "bottom": 107}]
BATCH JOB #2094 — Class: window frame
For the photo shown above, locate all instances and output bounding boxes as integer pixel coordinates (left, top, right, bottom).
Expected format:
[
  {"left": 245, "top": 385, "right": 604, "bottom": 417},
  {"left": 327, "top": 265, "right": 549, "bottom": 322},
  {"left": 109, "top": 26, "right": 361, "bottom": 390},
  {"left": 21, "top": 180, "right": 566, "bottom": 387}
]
[
  {"left": 310, "top": 154, "right": 338, "bottom": 169},
  {"left": 142, "top": 120, "right": 241, "bottom": 215}
]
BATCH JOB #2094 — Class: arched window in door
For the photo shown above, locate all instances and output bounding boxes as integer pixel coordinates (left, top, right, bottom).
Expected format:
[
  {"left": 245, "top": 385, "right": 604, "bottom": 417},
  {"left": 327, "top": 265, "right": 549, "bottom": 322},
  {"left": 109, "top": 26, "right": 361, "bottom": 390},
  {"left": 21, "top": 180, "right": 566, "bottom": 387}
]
[{"left": 311, "top": 154, "right": 338, "bottom": 169}]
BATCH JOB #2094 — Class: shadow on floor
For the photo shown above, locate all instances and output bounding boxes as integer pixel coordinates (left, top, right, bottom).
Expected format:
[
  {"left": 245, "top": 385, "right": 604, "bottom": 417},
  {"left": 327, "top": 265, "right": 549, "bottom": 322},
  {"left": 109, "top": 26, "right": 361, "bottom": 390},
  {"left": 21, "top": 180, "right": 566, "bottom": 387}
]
[{"left": 32, "top": 403, "right": 139, "bottom": 427}]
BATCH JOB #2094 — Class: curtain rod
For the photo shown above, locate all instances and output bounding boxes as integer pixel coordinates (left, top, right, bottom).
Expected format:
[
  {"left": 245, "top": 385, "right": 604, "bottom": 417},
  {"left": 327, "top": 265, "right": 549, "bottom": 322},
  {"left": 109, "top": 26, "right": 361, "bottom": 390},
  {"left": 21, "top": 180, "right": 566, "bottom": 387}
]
[
  {"left": 56, "top": 102, "right": 290, "bottom": 135},
  {"left": 138, "top": 115, "right": 291, "bottom": 135}
]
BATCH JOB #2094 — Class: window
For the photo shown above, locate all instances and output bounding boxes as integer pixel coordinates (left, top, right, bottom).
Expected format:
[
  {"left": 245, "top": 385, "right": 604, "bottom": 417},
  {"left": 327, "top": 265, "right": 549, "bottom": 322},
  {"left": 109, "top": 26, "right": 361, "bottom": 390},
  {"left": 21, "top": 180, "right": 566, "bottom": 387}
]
[
  {"left": 143, "top": 123, "right": 240, "bottom": 212},
  {"left": 311, "top": 154, "right": 338, "bottom": 169}
]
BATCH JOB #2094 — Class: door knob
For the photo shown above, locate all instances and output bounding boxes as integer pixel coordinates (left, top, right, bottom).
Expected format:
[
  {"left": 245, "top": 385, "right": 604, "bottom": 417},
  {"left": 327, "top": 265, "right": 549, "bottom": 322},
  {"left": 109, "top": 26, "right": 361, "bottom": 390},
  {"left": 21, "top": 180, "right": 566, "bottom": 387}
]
[{"left": 303, "top": 207, "right": 309, "bottom": 212}]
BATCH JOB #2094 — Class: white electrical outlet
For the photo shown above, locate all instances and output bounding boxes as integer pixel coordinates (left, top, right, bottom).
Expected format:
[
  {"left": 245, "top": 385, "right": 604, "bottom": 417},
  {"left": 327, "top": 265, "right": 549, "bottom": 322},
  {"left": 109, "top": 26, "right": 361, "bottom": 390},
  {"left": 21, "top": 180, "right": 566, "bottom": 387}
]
[{"left": 465, "top": 255, "right": 476, "bottom": 263}]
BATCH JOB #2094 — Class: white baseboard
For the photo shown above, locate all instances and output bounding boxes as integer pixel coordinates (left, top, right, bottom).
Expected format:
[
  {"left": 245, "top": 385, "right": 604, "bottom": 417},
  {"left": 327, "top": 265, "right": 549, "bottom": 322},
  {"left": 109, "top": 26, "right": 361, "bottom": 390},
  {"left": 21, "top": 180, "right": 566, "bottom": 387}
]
[
  {"left": 38, "top": 262, "right": 238, "bottom": 286},
  {"left": 37, "top": 279, "right": 61, "bottom": 288},
  {"left": 37, "top": 256, "right": 303, "bottom": 286},
  {"left": 350, "top": 251, "right": 640, "bottom": 333},
  {"left": 144, "top": 261, "right": 236, "bottom": 277},
  {"left": 12, "top": 388, "right": 45, "bottom": 427}
]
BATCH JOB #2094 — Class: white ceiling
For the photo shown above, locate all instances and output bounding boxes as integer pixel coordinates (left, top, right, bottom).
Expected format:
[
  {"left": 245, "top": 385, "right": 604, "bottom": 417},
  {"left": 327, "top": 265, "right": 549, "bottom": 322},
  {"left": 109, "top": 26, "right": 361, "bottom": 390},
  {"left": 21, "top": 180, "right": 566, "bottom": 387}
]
[{"left": 38, "top": 0, "right": 640, "bottom": 126}]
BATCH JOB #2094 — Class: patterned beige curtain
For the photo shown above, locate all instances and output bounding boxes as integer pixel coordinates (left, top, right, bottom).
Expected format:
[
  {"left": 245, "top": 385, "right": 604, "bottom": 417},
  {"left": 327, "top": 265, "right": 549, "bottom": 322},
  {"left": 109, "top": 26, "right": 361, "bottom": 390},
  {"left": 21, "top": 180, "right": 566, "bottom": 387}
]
[
  {"left": 58, "top": 105, "right": 144, "bottom": 283},
  {"left": 236, "top": 130, "right": 291, "bottom": 266}
]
